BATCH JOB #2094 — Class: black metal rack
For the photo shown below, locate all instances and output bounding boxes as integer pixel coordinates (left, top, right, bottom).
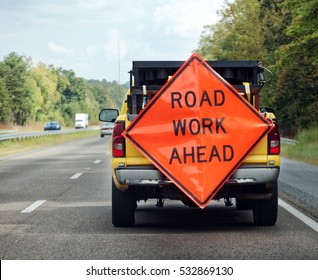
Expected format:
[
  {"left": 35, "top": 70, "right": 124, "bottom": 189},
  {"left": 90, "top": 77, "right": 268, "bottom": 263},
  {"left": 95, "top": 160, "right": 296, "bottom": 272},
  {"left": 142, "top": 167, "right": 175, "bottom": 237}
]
[{"left": 128, "top": 60, "right": 264, "bottom": 115}]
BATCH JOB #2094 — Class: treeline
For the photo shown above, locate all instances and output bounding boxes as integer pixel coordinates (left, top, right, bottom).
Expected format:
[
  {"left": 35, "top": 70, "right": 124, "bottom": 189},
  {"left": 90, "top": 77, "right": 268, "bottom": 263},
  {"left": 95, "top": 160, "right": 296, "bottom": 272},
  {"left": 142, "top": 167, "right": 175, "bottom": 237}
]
[
  {"left": 0, "top": 52, "right": 127, "bottom": 127},
  {"left": 196, "top": 0, "right": 317, "bottom": 136}
]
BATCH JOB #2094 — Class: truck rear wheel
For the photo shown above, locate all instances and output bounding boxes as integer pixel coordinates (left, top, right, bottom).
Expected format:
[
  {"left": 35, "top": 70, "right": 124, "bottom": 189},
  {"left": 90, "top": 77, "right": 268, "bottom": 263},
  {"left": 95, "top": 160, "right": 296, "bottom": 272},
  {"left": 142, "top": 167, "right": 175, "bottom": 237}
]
[
  {"left": 253, "top": 182, "right": 278, "bottom": 226},
  {"left": 112, "top": 179, "right": 136, "bottom": 227}
]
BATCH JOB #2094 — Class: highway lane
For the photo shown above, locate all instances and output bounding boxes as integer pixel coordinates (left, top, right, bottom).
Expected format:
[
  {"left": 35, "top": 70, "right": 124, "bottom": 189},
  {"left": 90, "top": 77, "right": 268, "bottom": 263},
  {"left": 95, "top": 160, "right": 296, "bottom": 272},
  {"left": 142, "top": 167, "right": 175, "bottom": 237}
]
[{"left": 0, "top": 136, "right": 317, "bottom": 259}]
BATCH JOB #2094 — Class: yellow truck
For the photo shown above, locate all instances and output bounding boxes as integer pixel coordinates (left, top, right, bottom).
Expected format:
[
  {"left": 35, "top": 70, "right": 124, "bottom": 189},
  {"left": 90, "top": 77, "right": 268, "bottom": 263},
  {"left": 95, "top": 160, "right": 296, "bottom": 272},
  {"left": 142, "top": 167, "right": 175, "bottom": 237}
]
[{"left": 99, "top": 57, "right": 280, "bottom": 227}]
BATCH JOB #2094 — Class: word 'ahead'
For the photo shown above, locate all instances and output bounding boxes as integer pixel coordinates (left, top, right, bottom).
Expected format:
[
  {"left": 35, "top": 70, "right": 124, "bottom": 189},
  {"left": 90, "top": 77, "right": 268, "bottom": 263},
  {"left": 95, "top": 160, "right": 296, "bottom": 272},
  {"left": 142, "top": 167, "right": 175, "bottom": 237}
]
[{"left": 123, "top": 53, "right": 273, "bottom": 208}]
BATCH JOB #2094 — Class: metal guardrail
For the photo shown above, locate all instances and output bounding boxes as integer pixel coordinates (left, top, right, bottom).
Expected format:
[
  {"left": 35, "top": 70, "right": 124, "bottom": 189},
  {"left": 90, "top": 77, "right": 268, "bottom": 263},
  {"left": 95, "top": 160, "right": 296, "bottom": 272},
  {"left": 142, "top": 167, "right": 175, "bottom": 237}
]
[
  {"left": 0, "top": 130, "right": 17, "bottom": 134},
  {"left": 0, "top": 131, "right": 65, "bottom": 141},
  {"left": 281, "top": 137, "right": 297, "bottom": 145},
  {"left": 0, "top": 127, "right": 98, "bottom": 142}
]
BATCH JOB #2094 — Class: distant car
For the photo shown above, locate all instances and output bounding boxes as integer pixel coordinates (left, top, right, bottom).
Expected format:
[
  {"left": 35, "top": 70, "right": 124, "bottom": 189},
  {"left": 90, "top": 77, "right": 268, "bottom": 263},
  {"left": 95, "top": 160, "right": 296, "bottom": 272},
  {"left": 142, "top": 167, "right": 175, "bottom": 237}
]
[
  {"left": 44, "top": 121, "right": 61, "bottom": 131},
  {"left": 100, "top": 122, "right": 114, "bottom": 137}
]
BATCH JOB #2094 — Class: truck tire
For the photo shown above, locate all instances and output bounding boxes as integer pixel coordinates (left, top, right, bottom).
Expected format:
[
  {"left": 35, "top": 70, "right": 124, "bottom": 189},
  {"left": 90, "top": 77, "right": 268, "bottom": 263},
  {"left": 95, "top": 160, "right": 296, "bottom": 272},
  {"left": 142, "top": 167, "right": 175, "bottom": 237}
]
[
  {"left": 253, "top": 182, "right": 278, "bottom": 226},
  {"left": 112, "top": 179, "right": 136, "bottom": 227}
]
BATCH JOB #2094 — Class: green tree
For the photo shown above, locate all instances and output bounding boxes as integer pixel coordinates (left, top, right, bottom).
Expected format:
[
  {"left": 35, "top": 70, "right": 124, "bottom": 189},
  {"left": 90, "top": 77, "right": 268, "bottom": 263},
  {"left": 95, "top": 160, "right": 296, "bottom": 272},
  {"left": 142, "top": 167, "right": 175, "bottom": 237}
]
[
  {"left": 86, "top": 80, "right": 112, "bottom": 109},
  {"left": 59, "top": 69, "right": 86, "bottom": 104},
  {"left": 257, "top": 0, "right": 293, "bottom": 111},
  {"left": 25, "top": 71, "right": 44, "bottom": 122},
  {"left": 105, "top": 80, "right": 127, "bottom": 109},
  {"left": 0, "top": 61, "right": 11, "bottom": 122},
  {"left": 1, "top": 51, "right": 128, "bottom": 127},
  {"left": 29, "top": 63, "right": 61, "bottom": 122},
  {"left": 259, "top": 0, "right": 292, "bottom": 64},
  {"left": 3, "top": 52, "right": 31, "bottom": 125},
  {"left": 0, "top": 79, "right": 11, "bottom": 123},
  {"left": 272, "top": 0, "right": 318, "bottom": 133},
  {"left": 196, "top": 0, "right": 318, "bottom": 134},
  {"left": 259, "top": 0, "right": 318, "bottom": 134},
  {"left": 196, "top": 0, "right": 264, "bottom": 60}
]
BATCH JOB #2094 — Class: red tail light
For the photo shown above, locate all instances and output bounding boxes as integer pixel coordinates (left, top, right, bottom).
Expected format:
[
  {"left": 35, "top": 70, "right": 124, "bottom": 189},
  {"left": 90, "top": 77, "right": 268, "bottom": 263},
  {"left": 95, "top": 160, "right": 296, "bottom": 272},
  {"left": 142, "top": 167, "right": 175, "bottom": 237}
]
[
  {"left": 112, "top": 122, "right": 125, "bottom": 157},
  {"left": 268, "top": 119, "right": 280, "bottom": 155}
]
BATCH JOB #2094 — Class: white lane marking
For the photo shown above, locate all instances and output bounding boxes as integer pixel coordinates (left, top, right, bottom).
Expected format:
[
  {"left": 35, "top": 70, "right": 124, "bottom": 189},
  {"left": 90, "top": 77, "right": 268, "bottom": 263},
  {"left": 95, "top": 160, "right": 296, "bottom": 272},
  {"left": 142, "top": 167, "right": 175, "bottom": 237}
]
[
  {"left": 70, "top": 173, "right": 83, "bottom": 179},
  {"left": 278, "top": 198, "right": 318, "bottom": 233},
  {"left": 21, "top": 200, "right": 47, "bottom": 213},
  {"left": 94, "top": 159, "right": 101, "bottom": 164}
]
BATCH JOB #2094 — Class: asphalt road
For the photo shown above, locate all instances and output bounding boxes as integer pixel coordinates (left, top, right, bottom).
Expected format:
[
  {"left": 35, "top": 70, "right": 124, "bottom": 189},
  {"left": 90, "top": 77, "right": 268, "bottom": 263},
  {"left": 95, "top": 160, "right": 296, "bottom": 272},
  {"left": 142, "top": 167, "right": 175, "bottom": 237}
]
[{"left": 0, "top": 136, "right": 317, "bottom": 259}]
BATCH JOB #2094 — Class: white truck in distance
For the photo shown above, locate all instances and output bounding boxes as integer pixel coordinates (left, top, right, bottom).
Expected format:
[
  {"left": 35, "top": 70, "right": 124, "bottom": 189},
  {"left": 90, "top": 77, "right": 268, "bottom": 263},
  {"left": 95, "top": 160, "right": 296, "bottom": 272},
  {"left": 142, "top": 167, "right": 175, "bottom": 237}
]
[{"left": 75, "top": 113, "right": 88, "bottom": 129}]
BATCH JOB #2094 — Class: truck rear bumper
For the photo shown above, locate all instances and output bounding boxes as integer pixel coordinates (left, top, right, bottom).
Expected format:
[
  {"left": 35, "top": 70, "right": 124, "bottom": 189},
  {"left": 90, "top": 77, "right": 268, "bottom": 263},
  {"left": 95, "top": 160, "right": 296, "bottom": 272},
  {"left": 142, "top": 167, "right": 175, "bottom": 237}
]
[{"left": 115, "top": 165, "right": 280, "bottom": 185}]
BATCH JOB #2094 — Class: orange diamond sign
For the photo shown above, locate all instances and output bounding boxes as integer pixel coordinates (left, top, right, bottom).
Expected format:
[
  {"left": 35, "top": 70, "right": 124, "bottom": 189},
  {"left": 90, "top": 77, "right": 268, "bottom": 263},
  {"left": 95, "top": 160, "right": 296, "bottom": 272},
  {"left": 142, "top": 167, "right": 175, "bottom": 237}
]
[{"left": 123, "top": 53, "right": 273, "bottom": 208}]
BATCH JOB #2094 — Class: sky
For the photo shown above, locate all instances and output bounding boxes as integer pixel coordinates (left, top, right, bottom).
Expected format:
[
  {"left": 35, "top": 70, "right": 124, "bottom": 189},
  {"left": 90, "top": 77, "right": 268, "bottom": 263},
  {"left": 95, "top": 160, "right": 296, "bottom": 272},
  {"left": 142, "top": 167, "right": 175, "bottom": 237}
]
[{"left": 0, "top": 0, "right": 228, "bottom": 83}]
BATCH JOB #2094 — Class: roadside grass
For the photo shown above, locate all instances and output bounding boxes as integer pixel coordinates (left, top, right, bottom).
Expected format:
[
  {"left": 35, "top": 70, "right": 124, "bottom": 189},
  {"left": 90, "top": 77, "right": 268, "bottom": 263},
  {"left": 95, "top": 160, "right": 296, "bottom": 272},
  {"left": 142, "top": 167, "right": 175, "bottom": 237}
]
[
  {"left": 281, "top": 127, "right": 318, "bottom": 166},
  {"left": 0, "top": 130, "right": 99, "bottom": 158}
]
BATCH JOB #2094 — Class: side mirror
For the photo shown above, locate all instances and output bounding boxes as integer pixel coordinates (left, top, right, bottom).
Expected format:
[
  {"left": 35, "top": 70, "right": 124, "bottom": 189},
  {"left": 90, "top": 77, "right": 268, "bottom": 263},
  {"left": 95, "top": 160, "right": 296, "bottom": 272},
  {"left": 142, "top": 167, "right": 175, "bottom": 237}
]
[{"left": 99, "top": 109, "right": 119, "bottom": 123}]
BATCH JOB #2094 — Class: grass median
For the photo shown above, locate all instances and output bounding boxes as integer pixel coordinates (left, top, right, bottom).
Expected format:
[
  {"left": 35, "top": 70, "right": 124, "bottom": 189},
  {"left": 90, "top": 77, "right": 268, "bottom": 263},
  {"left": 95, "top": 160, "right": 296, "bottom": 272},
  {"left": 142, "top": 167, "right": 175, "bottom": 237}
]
[{"left": 0, "top": 130, "right": 99, "bottom": 158}]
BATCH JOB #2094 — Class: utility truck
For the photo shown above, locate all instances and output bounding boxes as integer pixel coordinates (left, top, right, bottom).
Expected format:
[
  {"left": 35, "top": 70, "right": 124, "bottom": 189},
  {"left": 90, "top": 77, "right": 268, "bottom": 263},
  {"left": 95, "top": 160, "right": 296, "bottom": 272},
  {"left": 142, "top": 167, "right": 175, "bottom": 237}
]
[
  {"left": 75, "top": 113, "right": 88, "bottom": 129},
  {"left": 99, "top": 54, "right": 280, "bottom": 227}
]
